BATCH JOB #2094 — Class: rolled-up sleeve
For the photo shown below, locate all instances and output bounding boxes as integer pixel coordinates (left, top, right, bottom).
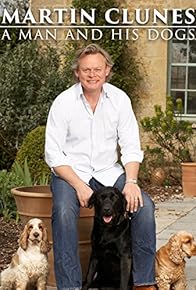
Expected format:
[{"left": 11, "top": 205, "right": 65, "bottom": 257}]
[
  {"left": 45, "top": 97, "right": 71, "bottom": 169},
  {"left": 117, "top": 93, "right": 143, "bottom": 166}
]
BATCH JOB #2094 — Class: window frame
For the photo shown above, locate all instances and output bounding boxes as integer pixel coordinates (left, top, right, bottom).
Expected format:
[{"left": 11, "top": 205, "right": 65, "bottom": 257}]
[{"left": 168, "top": 25, "right": 196, "bottom": 121}]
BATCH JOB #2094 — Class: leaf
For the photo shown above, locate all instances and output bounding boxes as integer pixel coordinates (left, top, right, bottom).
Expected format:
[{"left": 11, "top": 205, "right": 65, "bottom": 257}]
[{"left": 23, "top": 158, "right": 33, "bottom": 186}]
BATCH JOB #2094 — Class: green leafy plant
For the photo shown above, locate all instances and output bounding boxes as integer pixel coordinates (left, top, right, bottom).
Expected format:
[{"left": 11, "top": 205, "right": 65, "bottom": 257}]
[
  {"left": 12, "top": 157, "right": 49, "bottom": 185},
  {"left": 0, "top": 41, "right": 71, "bottom": 170},
  {"left": 0, "top": 0, "right": 29, "bottom": 54},
  {"left": 0, "top": 157, "right": 49, "bottom": 220},
  {"left": 14, "top": 126, "right": 50, "bottom": 182},
  {"left": 12, "top": 158, "right": 33, "bottom": 186},
  {"left": 37, "top": 172, "right": 50, "bottom": 186},
  {"left": 141, "top": 97, "right": 196, "bottom": 164},
  {"left": 0, "top": 169, "right": 23, "bottom": 220}
]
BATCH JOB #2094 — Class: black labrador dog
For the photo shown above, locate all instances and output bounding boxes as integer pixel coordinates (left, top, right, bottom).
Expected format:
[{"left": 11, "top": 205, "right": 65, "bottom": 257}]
[{"left": 82, "top": 186, "right": 132, "bottom": 290}]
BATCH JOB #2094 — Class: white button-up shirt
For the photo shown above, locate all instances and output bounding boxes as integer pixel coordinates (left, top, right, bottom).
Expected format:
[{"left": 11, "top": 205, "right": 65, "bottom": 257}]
[{"left": 45, "top": 82, "right": 143, "bottom": 186}]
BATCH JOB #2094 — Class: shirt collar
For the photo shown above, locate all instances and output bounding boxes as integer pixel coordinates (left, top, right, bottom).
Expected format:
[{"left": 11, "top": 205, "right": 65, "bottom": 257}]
[
  {"left": 103, "top": 83, "right": 110, "bottom": 99},
  {"left": 78, "top": 82, "right": 83, "bottom": 99}
]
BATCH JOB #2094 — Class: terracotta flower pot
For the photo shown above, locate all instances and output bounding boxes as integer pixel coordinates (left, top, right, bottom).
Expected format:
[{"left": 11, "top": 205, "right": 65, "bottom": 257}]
[
  {"left": 181, "top": 162, "right": 196, "bottom": 197},
  {"left": 11, "top": 185, "right": 94, "bottom": 287}
]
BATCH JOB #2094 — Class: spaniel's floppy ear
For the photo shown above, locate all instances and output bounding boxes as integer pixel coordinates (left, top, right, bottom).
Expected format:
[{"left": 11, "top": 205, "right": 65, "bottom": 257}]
[
  {"left": 40, "top": 225, "right": 51, "bottom": 254},
  {"left": 88, "top": 192, "right": 96, "bottom": 208},
  {"left": 169, "top": 234, "right": 184, "bottom": 264},
  {"left": 19, "top": 224, "right": 29, "bottom": 250}
]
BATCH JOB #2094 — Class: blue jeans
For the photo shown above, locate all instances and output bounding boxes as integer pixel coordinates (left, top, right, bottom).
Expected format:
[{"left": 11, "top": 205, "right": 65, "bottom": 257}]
[{"left": 51, "top": 173, "right": 156, "bottom": 290}]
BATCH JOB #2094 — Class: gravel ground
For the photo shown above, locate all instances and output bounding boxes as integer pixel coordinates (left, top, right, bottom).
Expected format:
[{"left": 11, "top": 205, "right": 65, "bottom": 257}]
[
  {"left": 0, "top": 185, "right": 183, "bottom": 272},
  {"left": 0, "top": 217, "right": 23, "bottom": 272}
]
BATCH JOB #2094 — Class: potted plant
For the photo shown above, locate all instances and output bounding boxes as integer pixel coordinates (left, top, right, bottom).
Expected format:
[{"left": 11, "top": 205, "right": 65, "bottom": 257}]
[{"left": 141, "top": 97, "right": 196, "bottom": 196}]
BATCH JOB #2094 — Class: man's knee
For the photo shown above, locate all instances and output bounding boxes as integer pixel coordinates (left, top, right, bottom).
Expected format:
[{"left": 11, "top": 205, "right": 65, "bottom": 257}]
[{"left": 141, "top": 192, "right": 155, "bottom": 212}]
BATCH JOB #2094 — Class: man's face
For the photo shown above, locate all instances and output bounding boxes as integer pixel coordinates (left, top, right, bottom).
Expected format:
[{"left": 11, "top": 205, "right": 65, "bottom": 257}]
[{"left": 75, "top": 53, "right": 111, "bottom": 94}]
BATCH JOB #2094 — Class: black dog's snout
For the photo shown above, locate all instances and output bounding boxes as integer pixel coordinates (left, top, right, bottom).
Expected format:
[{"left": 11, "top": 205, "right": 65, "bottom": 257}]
[
  {"left": 103, "top": 203, "right": 113, "bottom": 216},
  {"left": 33, "top": 232, "right": 39, "bottom": 238}
]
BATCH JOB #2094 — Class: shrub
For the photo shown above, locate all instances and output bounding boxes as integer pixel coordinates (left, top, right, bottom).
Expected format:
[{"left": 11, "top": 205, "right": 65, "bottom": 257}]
[
  {"left": 141, "top": 97, "right": 196, "bottom": 183},
  {"left": 0, "top": 41, "right": 71, "bottom": 170},
  {"left": 0, "top": 0, "right": 29, "bottom": 54},
  {"left": 14, "top": 126, "right": 50, "bottom": 182}
]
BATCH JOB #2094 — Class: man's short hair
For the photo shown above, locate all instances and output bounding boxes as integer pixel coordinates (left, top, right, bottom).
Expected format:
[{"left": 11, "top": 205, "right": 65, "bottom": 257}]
[{"left": 72, "top": 43, "right": 113, "bottom": 81}]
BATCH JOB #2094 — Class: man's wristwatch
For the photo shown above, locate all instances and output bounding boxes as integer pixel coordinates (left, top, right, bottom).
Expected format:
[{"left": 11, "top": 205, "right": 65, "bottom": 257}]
[{"left": 125, "top": 178, "right": 138, "bottom": 184}]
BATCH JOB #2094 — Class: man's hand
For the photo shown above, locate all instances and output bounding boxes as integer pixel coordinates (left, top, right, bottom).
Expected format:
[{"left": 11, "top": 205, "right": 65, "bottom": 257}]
[
  {"left": 53, "top": 165, "right": 93, "bottom": 208},
  {"left": 75, "top": 183, "right": 93, "bottom": 208},
  {"left": 122, "top": 183, "right": 143, "bottom": 213}
]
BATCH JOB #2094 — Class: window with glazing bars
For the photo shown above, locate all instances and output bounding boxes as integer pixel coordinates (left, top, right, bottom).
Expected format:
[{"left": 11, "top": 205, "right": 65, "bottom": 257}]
[{"left": 168, "top": 12, "right": 196, "bottom": 116}]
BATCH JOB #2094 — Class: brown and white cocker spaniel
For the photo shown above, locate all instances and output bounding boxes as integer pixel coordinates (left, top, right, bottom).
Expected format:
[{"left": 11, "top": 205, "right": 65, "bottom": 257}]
[
  {"left": 0, "top": 218, "right": 51, "bottom": 290},
  {"left": 155, "top": 231, "right": 196, "bottom": 290}
]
